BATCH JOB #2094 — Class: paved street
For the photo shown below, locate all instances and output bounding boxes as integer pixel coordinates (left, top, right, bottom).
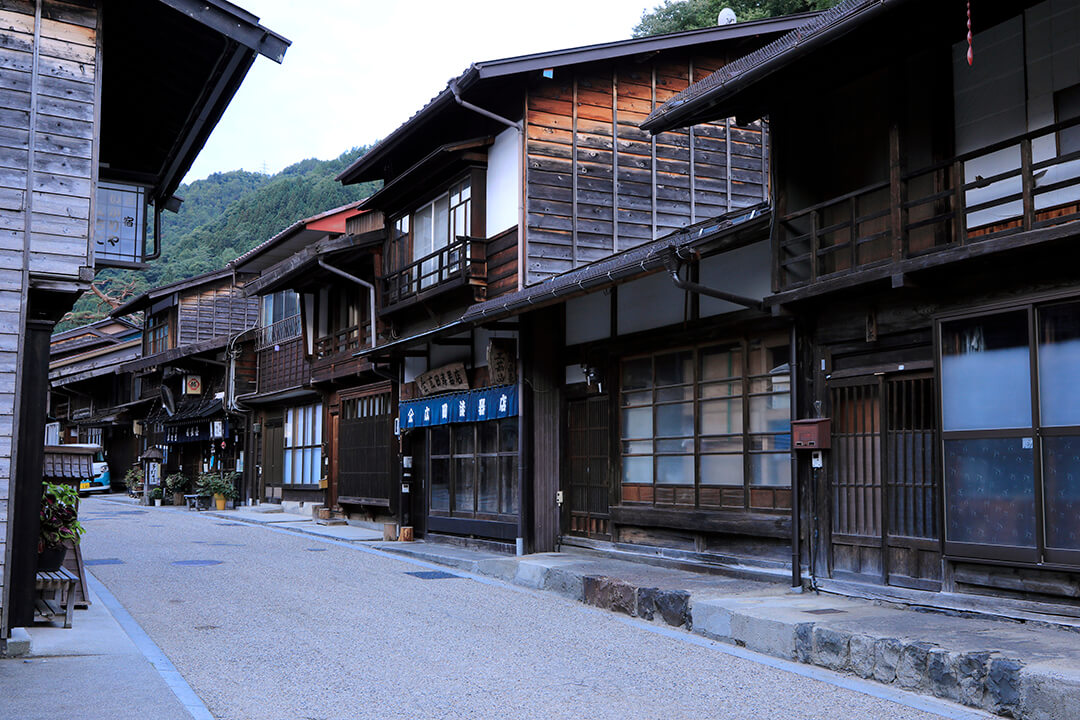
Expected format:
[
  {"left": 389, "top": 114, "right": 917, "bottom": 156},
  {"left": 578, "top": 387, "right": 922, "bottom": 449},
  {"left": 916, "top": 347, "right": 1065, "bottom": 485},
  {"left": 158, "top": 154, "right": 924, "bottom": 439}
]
[{"left": 77, "top": 497, "right": 960, "bottom": 720}]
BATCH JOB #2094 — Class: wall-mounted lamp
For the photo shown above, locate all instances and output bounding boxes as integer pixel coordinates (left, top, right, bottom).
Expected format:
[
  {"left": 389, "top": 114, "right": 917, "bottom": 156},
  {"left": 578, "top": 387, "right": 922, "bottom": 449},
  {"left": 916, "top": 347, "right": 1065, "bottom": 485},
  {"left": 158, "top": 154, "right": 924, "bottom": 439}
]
[{"left": 581, "top": 364, "right": 603, "bottom": 393}]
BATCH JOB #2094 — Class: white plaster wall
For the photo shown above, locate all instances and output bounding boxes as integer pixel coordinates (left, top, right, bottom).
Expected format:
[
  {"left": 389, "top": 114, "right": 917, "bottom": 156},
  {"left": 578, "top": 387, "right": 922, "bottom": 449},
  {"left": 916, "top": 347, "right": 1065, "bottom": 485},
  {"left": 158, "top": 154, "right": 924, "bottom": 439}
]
[
  {"left": 485, "top": 126, "right": 520, "bottom": 237},
  {"left": 699, "top": 241, "right": 771, "bottom": 317}
]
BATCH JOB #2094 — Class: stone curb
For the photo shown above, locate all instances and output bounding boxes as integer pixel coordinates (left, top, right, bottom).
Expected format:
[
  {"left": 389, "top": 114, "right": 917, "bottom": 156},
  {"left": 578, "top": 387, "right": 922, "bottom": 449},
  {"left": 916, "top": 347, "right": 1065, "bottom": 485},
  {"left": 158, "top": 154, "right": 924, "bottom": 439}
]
[{"left": 375, "top": 545, "right": 1077, "bottom": 719}]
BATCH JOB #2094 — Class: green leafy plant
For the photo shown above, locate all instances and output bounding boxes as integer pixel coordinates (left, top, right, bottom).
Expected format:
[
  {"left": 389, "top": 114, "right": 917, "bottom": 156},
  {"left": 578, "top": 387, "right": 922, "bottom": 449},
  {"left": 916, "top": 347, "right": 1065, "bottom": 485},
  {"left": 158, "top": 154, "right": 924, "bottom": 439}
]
[
  {"left": 150, "top": 486, "right": 163, "bottom": 500},
  {"left": 39, "top": 482, "right": 85, "bottom": 552},
  {"left": 123, "top": 466, "right": 143, "bottom": 493},
  {"left": 196, "top": 471, "right": 238, "bottom": 499},
  {"left": 164, "top": 472, "right": 190, "bottom": 495}
]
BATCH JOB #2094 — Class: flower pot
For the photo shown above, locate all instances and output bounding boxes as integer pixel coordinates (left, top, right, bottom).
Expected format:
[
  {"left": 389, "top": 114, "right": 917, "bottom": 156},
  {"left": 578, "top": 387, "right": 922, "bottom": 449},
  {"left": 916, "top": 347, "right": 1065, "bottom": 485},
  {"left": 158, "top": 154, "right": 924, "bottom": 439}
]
[
  {"left": 213, "top": 493, "right": 226, "bottom": 511},
  {"left": 38, "top": 545, "right": 67, "bottom": 572},
  {"left": 173, "top": 492, "right": 185, "bottom": 506},
  {"left": 154, "top": 499, "right": 162, "bottom": 507}
]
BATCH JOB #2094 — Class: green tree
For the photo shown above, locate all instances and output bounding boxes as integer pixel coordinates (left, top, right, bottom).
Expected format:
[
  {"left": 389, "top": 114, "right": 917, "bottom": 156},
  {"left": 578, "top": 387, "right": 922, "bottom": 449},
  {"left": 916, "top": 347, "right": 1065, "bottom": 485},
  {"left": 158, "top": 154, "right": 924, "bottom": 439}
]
[
  {"left": 633, "top": 0, "right": 842, "bottom": 37},
  {"left": 55, "top": 147, "right": 379, "bottom": 332}
]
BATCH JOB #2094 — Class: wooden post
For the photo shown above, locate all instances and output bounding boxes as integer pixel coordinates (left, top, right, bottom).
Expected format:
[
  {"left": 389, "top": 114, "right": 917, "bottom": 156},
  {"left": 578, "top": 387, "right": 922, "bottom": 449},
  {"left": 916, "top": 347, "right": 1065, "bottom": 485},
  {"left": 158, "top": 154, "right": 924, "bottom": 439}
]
[
  {"left": 1021, "top": 138, "right": 1034, "bottom": 232},
  {"left": 890, "top": 123, "right": 904, "bottom": 261},
  {"left": 952, "top": 160, "right": 967, "bottom": 246}
]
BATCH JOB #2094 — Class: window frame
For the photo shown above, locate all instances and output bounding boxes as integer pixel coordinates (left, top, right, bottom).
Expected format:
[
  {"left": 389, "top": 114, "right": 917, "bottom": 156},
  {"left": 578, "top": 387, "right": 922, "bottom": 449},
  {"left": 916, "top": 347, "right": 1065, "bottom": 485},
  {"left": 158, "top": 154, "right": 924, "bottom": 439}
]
[
  {"left": 426, "top": 418, "right": 518, "bottom": 521},
  {"left": 283, "top": 402, "right": 323, "bottom": 487},
  {"left": 618, "top": 333, "right": 792, "bottom": 512},
  {"left": 936, "top": 294, "right": 1080, "bottom": 568},
  {"left": 145, "top": 310, "right": 172, "bottom": 356}
]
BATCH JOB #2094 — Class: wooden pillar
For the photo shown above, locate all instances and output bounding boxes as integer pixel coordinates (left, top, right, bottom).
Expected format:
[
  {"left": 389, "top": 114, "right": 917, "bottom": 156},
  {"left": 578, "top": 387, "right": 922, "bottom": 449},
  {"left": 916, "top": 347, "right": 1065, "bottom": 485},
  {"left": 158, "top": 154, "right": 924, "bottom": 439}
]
[
  {"left": 522, "top": 306, "right": 563, "bottom": 553},
  {"left": 9, "top": 311, "right": 59, "bottom": 627}
]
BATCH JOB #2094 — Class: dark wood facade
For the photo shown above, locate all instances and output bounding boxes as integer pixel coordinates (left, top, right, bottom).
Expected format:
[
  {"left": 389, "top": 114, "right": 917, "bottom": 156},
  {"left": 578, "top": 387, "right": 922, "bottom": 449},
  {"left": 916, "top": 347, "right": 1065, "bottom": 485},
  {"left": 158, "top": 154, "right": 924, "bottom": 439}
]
[
  {"left": 524, "top": 56, "right": 766, "bottom": 284},
  {"left": 643, "top": 0, "right": 1080, "bottom": 609}
]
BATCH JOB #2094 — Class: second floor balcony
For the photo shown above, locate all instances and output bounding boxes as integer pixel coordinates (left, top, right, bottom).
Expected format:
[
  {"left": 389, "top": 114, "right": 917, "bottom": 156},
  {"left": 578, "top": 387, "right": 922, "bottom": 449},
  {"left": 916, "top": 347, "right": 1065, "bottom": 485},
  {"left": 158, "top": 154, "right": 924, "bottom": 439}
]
[
  {"left": 380, "top": 235, "right": 486, "bottom": 312},
  {"left": 776, "top": 117, "right": 1080, "bottom": 298}
]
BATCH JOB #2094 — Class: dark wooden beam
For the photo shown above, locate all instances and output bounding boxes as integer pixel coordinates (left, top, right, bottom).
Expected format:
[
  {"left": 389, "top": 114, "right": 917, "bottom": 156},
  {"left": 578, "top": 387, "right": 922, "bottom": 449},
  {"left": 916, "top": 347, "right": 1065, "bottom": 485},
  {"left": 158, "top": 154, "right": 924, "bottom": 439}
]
[{"left": 609, "top": 505, "right": 791, "bottom": 539}]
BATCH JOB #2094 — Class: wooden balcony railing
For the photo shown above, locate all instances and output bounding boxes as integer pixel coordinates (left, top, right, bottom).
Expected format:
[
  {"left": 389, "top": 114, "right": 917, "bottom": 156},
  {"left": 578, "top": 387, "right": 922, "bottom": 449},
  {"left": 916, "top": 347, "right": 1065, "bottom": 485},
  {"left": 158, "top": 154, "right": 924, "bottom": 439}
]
[
  {"left": 776, "top": 116, "right": 1080, "bottom": 290},
  {"left": 381, "top": 235, "right": 486, "bottom": 309},
  {"left": 256, "top": 313, "right": 301, "bottom": 350},
  {"left": 314, "top": 322, "right": 373, "bottom": 361}
]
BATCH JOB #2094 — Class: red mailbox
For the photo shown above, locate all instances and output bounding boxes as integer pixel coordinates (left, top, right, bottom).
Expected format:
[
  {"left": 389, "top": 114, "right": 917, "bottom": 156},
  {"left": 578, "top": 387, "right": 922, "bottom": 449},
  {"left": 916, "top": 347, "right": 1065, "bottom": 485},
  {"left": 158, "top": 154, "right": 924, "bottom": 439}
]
[{"left": 791, "top": 418, "right": 831, "bottom": 450}]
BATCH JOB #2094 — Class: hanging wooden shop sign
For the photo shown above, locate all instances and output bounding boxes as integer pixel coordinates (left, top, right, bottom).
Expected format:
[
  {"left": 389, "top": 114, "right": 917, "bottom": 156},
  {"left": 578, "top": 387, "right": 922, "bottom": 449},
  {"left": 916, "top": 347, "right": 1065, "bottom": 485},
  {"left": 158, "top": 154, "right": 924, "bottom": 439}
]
[
  {"left": 416, "top": 362, "right": 470, "bottom": 396},
  {"left": 487, "top": 338, "right": 517, "bottom": 386}
]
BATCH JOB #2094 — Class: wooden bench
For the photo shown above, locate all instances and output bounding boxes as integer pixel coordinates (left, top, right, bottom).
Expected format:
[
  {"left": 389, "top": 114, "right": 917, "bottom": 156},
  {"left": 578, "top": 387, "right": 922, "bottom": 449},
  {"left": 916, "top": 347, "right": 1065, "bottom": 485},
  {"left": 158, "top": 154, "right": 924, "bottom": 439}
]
[
  {"left": 184, "top": 494, "right": 211, "bottom": 511},
  {"left": 35, "top": 567, "right": 78, "bottom": 628}
]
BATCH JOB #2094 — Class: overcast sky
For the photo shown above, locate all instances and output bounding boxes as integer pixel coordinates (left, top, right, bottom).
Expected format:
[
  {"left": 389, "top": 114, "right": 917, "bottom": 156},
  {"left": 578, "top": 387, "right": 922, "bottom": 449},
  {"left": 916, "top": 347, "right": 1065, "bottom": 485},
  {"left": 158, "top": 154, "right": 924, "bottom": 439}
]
[{"left": 183, "top": 0, "right": 656, "bottom": 182}]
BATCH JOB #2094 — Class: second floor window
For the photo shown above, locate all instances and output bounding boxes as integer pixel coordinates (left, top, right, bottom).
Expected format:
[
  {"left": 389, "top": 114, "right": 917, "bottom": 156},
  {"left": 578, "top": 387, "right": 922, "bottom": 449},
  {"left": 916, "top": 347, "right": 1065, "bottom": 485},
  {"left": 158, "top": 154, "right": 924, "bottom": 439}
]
[
  {"left": 393, "top": 177, "right": 471, "bottom": 289},
  {"left": 315, "top": 285, "right": 363, "bottom": 359},
  {"left": 260, "top": 290, "right": 300, "bottom": 347},
  {"left": 146, "top": 311, "right": 171, "bottom": 355}
]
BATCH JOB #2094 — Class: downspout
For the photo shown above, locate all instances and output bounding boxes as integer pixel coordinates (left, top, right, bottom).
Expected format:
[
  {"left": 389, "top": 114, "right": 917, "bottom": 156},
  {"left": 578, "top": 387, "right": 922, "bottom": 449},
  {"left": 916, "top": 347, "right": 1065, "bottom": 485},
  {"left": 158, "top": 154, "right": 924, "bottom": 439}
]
[
  {"left": 789, "top": 323, "right": 801, "bottom": 591},
  {"left": 663, "top": 250, "right": 764, "bottom": 312},
  {"left": 449, "top": 80, "right": 529, "bottom": 552},
  {"left": 317, "top": 258, "right": 377, "bottom": 351},
  {"left": 448, "top": 78, "right": 526, "bottom": 290},
  {"left": 226, "top": 323, "right": 259, "bottom": 504}
]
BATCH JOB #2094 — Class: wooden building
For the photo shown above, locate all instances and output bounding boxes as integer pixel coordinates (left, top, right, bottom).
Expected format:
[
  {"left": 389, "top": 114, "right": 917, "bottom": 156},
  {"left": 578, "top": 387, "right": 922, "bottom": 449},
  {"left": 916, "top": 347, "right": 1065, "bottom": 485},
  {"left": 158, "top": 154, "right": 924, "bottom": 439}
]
[
  {"left": 0, "top": 0, "right": 287, "bottom": 641},
  {"left": 229, "top": 202, "right": 392, "bottom": 513},
  {"left": 338, "top": 16, "right": 810, "bottom": 555},
  {"left": 47, "top": 317, "right": 144, "bottom": 482},
  {"left": 643, "top": 0, "right": 1080, "bottom": 611},
  {"left": 111, "top": 269, "right": 259, "bottom": 503}
]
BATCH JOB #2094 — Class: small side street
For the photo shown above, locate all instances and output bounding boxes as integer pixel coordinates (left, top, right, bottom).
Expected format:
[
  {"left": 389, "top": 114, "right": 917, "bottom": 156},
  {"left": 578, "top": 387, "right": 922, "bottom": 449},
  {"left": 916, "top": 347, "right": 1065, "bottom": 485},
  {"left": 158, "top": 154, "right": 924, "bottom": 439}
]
[{"left": 3, "top": 496, "right": 1077, "bottom": 719}]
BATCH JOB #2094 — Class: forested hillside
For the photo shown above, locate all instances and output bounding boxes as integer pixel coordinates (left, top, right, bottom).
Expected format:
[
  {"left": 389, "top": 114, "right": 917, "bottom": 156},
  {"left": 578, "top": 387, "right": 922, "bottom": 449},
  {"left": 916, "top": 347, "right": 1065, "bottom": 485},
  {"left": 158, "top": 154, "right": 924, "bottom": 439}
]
[{"left": 59, "top": 147, "right": 378, "bottom": 330}]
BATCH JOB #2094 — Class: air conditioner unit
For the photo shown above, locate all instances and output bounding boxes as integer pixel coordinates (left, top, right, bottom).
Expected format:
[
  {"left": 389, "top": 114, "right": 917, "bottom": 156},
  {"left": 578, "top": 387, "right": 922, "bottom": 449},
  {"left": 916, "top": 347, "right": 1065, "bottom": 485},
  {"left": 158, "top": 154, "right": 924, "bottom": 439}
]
[{"left": 184, "top": 374, "right": 202, "bottom": 395}]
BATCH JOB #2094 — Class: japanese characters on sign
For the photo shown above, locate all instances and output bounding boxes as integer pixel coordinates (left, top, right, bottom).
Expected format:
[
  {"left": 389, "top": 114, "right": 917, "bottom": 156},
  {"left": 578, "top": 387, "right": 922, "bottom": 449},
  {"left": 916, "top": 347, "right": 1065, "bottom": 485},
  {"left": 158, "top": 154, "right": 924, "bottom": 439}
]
[
  {"left": 415, "top": 362, "right": 470, "bottom": 397},
  {"left": 400, "top": 385, "right": 518, "bottom": 430},
  {"left": 487, "top": 338, "right": 517, "bottom": 386}
]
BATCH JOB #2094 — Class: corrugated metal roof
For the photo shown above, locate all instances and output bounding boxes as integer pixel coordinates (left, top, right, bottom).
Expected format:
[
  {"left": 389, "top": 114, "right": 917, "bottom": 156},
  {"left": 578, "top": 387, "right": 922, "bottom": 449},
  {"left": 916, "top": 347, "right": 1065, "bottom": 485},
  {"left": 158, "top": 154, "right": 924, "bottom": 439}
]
[{"left": 642, "top": 0, "right": 895, "bottom": 133}]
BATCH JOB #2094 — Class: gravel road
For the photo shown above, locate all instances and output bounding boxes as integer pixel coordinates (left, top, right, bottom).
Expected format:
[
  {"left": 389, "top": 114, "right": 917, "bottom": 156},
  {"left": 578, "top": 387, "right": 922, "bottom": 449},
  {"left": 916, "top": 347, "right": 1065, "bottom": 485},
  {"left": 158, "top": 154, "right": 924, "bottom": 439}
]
[{"left": 80, "top": 497, "right": 953, "bottom": 720}]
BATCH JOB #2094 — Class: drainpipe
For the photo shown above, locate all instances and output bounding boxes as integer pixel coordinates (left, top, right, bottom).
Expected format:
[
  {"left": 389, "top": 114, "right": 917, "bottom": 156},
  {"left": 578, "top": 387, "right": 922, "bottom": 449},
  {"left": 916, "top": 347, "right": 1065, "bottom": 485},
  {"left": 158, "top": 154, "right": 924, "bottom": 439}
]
[
  {"left": 663, "top": 251, "right": 764, "bottom": 312},
  {"left": 317, "top": 259, "right": 377, "bottom": 351},
  {"left": 789, "top": 323, "right": 801, "bottom": 592},
  {"left": 448, "top": 80, "right": 527, "bottom": 291},
  {"left": 449, "top": 80, "right": 522, "bottom": 133}
]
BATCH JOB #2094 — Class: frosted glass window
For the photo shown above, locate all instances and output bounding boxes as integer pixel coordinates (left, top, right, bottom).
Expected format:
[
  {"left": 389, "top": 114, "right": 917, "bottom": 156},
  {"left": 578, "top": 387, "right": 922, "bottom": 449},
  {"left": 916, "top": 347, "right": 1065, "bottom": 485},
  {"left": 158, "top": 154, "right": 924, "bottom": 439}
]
[
  {"left": 700, "top": 454, "right": 743, "bottom": 485},
  {"left": 941, "top": 312, "right": 1031, "bottom": 431},
  {"left": 1038, "top": 302, "right": 1080, "bottom": 427},
  {"left": 944, "top": 437, "right": 1036, "bottom": 547},
  {"left": 619, "top": 333, "right": 792, "bottom": 506},
  {"left": 283, "top": 403, "right": 322, "bottom": 485},
  {"left": 1042, "top": 436, "right": 1080, "bottom": 551}
]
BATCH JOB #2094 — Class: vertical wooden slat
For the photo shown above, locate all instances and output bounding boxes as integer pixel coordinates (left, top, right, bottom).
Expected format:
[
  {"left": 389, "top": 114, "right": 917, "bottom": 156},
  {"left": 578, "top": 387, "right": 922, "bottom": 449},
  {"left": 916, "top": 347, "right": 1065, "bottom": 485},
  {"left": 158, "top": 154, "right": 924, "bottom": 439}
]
[
  {"left": 571, "top": 73, "right": 578, "bottom": 269},
  {"left": 1021, "top": 137, "right": 1034, "bottom": 232}
]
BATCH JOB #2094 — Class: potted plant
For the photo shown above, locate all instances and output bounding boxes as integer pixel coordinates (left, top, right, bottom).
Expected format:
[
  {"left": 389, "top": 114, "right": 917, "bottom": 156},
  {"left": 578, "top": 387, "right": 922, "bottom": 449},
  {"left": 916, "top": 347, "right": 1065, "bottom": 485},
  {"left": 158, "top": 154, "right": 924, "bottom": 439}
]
[
  {"left": 150, "top": 486, "right": 163, "bottom": 507},
  {"left": 39, "top": 482, "right": 85, "bottom": 571},
  {"left": 164, "top": 472, "right": 189, "bottom": 506},
  {"left": 197, "top": 472, "right": 237, "bottom": 511},
  {"left": 123, "top": 466, "right": 143, "bottom": 498}
]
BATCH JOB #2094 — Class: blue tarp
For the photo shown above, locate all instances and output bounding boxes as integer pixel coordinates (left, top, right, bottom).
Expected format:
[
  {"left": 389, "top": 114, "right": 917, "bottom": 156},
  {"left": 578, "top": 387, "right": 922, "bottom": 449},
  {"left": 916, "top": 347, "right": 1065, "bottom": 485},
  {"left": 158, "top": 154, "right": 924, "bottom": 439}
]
[{"left": 400, "top": 385, "right": 517, "bottom": 429}]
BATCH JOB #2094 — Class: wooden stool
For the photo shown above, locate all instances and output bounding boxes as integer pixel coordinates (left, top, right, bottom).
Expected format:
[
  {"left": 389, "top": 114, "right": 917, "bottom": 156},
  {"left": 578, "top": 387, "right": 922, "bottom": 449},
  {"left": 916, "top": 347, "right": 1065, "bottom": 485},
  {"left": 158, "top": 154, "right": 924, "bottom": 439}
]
[{"left": 35, "top": 567, "right": 78, "bottom": 628}]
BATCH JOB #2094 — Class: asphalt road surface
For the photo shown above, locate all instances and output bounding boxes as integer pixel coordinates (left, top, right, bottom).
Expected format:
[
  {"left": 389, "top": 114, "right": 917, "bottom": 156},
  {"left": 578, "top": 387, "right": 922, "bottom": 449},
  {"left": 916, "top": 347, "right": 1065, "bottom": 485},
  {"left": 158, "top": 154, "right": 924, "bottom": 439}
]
[{"left": 80, "top": 497, "right": 959, "bottom": 720}]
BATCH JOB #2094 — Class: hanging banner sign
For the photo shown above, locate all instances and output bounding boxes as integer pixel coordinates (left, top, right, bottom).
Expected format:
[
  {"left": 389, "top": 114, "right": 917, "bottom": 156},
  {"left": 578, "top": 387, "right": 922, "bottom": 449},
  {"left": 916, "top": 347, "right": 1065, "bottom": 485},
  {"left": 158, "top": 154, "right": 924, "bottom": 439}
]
[{"left": 399, "top": 385, "right": 517, "bottom": 429}]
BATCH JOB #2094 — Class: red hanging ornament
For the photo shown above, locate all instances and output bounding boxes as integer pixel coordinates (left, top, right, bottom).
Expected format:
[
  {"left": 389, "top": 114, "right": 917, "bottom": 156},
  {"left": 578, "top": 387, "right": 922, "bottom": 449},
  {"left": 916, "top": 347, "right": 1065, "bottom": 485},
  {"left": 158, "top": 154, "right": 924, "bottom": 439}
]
[{"left": 966, "top": 1, "right": 974, "bottom": 66}]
